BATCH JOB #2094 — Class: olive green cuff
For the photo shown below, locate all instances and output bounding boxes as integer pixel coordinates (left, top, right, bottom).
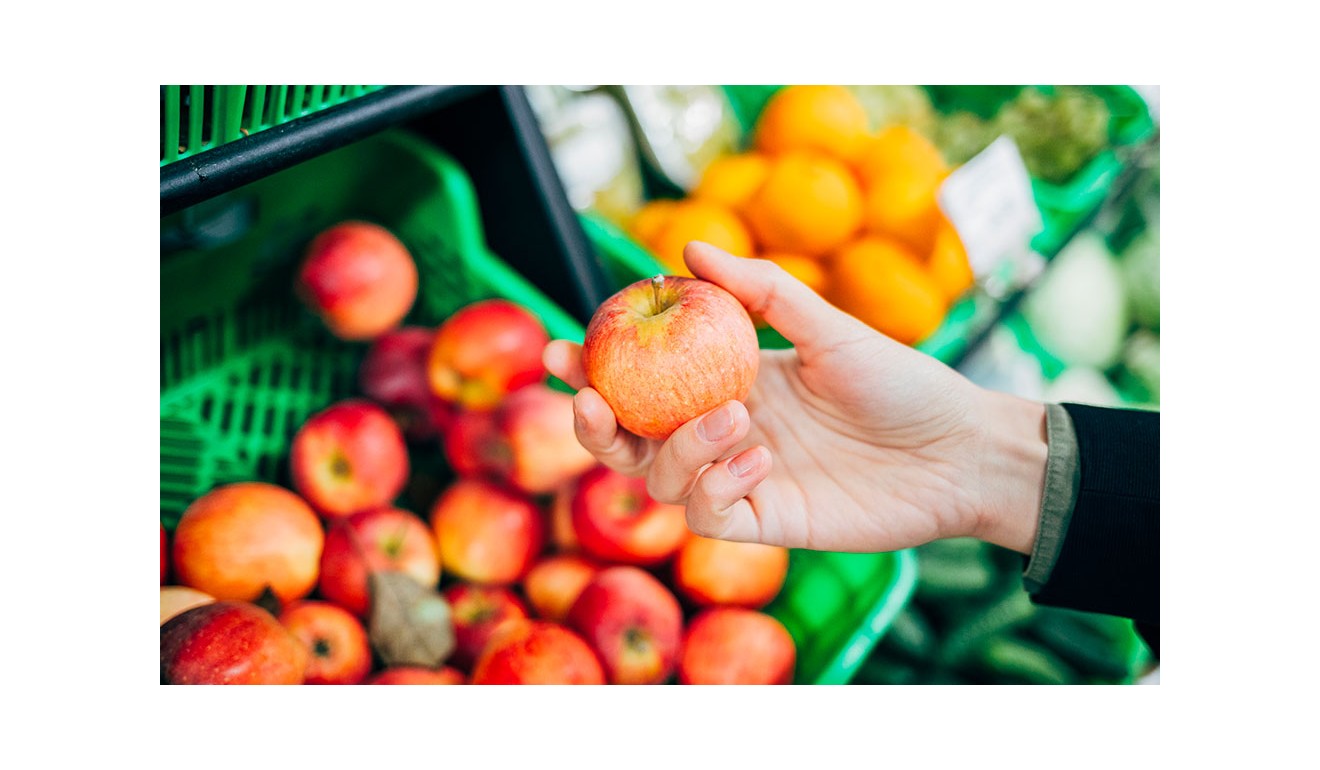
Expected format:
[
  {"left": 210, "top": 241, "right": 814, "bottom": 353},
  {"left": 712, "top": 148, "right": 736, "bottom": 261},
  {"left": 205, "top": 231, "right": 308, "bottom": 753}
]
[{"left": 1022, "top": 403, "right": 1081, "bottom": 593}]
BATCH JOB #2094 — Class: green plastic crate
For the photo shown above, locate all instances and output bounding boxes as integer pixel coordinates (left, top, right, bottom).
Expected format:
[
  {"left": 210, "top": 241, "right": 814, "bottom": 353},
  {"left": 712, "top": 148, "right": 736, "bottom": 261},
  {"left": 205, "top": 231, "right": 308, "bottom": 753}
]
[
  {"left": 160, "top": 85, "right": 386, "bottom": 166},
  {"left": 159, "top": 128, "right": 913, "bottom": 685}
]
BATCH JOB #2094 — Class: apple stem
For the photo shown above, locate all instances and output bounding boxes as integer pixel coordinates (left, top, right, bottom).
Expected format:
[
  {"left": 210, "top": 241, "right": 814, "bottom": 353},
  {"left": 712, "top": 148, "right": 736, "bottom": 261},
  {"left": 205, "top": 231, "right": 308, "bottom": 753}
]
[{"left": 651, "top": 275, "right": 664, "bottom": 315}]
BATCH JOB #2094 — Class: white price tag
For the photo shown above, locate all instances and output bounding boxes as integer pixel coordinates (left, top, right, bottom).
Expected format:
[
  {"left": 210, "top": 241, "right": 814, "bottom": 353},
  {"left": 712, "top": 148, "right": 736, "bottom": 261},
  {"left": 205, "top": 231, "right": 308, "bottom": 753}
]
[{"left": 937, "top": 136, "right": 1044, "bottom": 279}]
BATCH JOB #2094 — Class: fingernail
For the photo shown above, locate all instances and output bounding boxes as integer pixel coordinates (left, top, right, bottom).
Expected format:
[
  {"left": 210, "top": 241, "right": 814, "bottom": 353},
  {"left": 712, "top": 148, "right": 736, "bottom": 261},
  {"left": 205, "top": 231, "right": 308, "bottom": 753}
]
[
  {"left": 697, "top": 404, "right": 736, "bottom": 443},
  {"left": 728, "top": 449, "right": 763, "bottom": 478}
]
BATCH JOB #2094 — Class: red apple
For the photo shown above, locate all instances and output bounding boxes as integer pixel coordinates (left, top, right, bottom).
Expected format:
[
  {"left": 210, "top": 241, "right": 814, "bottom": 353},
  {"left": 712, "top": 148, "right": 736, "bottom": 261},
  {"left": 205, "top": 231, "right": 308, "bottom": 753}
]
[
  {"left": 572, "top": 465, "right": 690, "bottom": 566},
  {"left": 318, "top": 507, "right": 440, "bottom": 617},
  {"left": 470, "top": 620, "right": 605, "bottom": 685},
  {"left": 429, "top": 479, "right": 544, "bottom": 584},
  {"left": 160, "top": 586, "right": 215, "bottom": 625},
  {"left": 523, "top": 554, "right": 602, "bottom": 622},
  {"left": 442, "top": 408, "right": 502, "bottom": 478},
  {"left": 359, "top": 326, "right": 454, "bottom": 441},
  {"left": 490, "top": 385, "right": 597, "bottom": 495},
  {"left": 566, "top": 566, "right": 683, "bottom": 685},
  {"left": 172, "top": 482, "right": 323, "bottom": 603},
  {"left": 427, "top": 299, "right": 549, "bottom": 411},
  {"left": 582, "top": 275, "right": 759, "bottom": 440},
  {"left": 678, "top": 608, "right": 796, "bottom": 685},
  {"left": 279, "top": 600, "right": 373, "bottom": 685},
  {"left": 161, "top": 600, "right": 309, "bottom": 685},
  {"left": 443, "top": 583, "right": 531, "bottom": 671},
  {"left": 364, "top": 666, "right": 465, "bottom": 685},
  {"left": 549, "top": 478, "right": 581, "bottom": 552},
  {"left": 296, "top": 220, "right": 418, "bottom": 341},
  {"left": 291, "top": 399, "right": 410, "bottom": 519},
  {"left": 673, "top": 535, "right": 789, "bottom": 609}
]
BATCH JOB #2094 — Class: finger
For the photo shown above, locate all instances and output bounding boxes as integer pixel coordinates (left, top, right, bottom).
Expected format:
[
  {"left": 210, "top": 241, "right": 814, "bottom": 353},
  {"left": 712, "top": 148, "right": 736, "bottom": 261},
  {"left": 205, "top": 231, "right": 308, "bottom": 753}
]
[
  {"left": 684, "top": 446, "right": 773, "bottom": 543},
  {"left": 573, "top": 387, "right": 656, "bottom": 476},
  {"left": 646, "top": 401, "right": 751, "bottom": 504},
  {"left": 543, "top": 340, "right": 588, "bottom": 390},
  {"left": 682, "top": 240, "right": 873, "bottom": 360}
]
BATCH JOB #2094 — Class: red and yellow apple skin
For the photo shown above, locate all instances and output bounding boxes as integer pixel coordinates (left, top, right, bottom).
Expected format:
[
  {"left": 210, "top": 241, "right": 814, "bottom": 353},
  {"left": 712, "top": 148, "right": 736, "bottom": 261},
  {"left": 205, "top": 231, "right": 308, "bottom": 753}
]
[
  {"left": 429, "top": 479, "right": 545, "bottom": 585},
  {"left": 443, "top": 583, "right": 532, "bottom": 671},
  {"left": 290, "top": 399, "right": 410, "bottom": 520},
  {"left": 364, "top": 666, "right": 465, "bottom": 684},
  {"left": 296, "top": 221, "right": 418, "bottom": 341},
  {"left": 678, "top": 608, "right": 796, "bottom": 685},
  {"left": 672, "top": 535, "right": 789, "bottom": 609},
  {"left": 470, "top": 620, "right": 606, "bottom": 685},
  {"left": 318, "top": 506, "right": 440, "bottom": 618},
  {"left": 571, "top": 465, "right": 690, "bottom": 566},
  {"left": 581, "top": 275, "right": 759, "bottom": 441},
  {"left": 427, "top": 299, "right": 549, "bottom": 411},
  {"left": 565, "top": 566, "right": 684, "bottom": 685},
  {"left": 279, "top": 600, "right": 374, "bottom": 685},
  {"left": 161, "top": 601, "right": 309, "bottom": 685}
]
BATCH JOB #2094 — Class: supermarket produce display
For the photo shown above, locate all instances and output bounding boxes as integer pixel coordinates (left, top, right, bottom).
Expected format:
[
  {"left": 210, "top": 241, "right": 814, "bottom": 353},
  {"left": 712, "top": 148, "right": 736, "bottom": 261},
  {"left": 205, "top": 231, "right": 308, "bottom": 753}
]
[{"left": 160, "top": 84, "right": 1158, "bottom": 685}]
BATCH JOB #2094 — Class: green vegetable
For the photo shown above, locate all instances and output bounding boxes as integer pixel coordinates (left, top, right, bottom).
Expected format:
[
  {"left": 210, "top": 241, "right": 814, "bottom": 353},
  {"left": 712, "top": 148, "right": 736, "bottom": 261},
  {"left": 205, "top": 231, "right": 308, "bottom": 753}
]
[
  {"left": 1022, "top": 232, "right": 1131, "bottom": 371},
  {"left": 932, "top": 111, "right": 996, "bottom": 165},
  {"left": 938, "top": 589, "right": 1037, "bottom": 667},
  {"left": 848, "top": 85, "right": 938, "bottom": 137},
  {"left": 1027, "top": 611, "right": 1134, "bottom": 681},
  {"left": 978, "top": 637, "right": 1075, "bottom": 684},
  {"left": 915, "top": 550, "right": 996, "bottom": 599},
  {"left": 1121, "top": 224, "right": 1160, "bottom": 330},
  {"left": 994, "top": 87, "right": 1111, "bottom": 184},
  {"left": 1120, "top": 330, "right": 1160, "bottom": 405},
  {"left": 883, "top": 606, "right": 936, "bottom": 662}
]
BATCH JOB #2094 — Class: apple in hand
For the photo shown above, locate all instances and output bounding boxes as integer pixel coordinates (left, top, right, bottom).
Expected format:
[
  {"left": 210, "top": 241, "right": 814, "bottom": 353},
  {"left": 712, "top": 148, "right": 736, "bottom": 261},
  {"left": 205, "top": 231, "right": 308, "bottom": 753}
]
[
  {"left": 160, "top": 586, "right": 215, "bottom": 625},
  {"left": 429, "top": 479, "right": 544, "bottom": 584},
  {"left": 172, "top": 482, "right": 323, "bottom": 603},
  {"left": 359, "top": 326, "right": 453, "bottom": 441},
  {"left": 582, "top": 274, "right": 759, "bottom": 440},
  {"left": 673, "top": 535, "right": 789, "bottom": 609},
  {"left": 443, "top": 583, "right": 531, "bottom": 671},
  {"left": 523, "top": 554, "right": 602, "bottom": 622},
  {"left": 428, "top": 299, "right": 549, "bottom": 411},
  {"left": 291, "top": 399, "right": 410, "bottom": 519},
  {"left": 572, "top": 465, "right": 689, "bottom": 566},
  {"left": 279, "top": 600, "right": 373, "bottom": 685},
  {"left": 470, "top": 620, "right": 605, "bottom": 685},
  {"left": 678, "top": 608, "right": 796, "bottom": 685},
  {"left": 566, "top": 566, "right": 683, "bottom": 685},
  {"left": 490, "top": 385, "right": 598, "bottom": 495},
  {"left": 318, "top": 506, "right": 440, "bottom": 617},
  {"left": 161, "top": 600, "right": 309, "bottom": 684},
  {"left": 295, "top": 221, "right": 418, "bottom": 341},
  {"left": 365, "top": 666, "right": 465, "bottom": 685}
]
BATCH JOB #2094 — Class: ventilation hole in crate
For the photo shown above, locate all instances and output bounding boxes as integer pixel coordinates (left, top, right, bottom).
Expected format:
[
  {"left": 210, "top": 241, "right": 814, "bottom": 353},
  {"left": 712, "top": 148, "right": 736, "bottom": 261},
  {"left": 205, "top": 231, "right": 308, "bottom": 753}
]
[
  {"left": 261, "top": 405, "right": 277, "bottom": 437},
  {"left": 255, "top": 453, "right": 280, "bottom": 484},
  {"left": 200, "top": 395, "right": 215, "bottom": 421},
  {"left": 269, "top": 361, "right": 285, "bottom": 388},
  {"left": 240, "top": 403, "right": 256, "bottom": 434},
  {"left": 219, "top": 400, "right": 234, "bottom": 432}
]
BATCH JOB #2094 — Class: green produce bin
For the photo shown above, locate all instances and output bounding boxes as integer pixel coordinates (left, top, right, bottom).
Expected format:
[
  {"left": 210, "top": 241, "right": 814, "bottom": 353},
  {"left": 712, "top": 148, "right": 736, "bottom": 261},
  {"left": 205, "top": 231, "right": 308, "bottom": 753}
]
[
  {"left": 160, "top": 85, "right": 386, "bottom": 166},
  {"left": 160, "top": 128, "right": 916, "bottom": 685}
]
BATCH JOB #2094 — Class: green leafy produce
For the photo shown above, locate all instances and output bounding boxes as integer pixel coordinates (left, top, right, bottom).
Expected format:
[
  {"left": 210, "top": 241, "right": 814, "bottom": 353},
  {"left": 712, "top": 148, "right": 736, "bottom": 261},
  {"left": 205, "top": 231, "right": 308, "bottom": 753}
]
[
  {"left": 1121, "top": 224, "right": 1160, "bottom": 330},
  {"left": 1022, "top": 232, "right": 1130, "bottom": 370},
  {"left": 1120, "top": 330, "right": 1161, "bottom": 405},
  {"left": 994, "top": 87, "right": 1111, "bottom": 184},
  {"left": 847, "top": 85, "right": 938, "bottom": 137},
  {"left": 932, "top": 110, "right": 996, "bottom": 165}
]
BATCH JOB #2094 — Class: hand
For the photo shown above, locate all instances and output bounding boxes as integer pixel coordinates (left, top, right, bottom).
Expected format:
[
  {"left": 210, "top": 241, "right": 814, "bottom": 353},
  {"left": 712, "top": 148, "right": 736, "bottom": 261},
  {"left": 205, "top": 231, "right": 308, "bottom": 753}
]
[{"left": 544, "top": 242, "right": 1048, "bottom": 554}]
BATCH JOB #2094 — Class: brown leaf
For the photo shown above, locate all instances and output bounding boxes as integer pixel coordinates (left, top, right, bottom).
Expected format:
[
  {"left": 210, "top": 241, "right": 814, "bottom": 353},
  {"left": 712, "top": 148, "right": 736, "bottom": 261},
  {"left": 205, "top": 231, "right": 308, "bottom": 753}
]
[{"left": 368, "top": 570, "right": 456, "bottom": 668}]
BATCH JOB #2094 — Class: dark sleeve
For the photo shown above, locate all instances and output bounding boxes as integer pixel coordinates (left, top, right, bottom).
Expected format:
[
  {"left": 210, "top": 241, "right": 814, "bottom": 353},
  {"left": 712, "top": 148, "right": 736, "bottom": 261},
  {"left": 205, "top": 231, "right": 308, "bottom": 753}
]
[{"left": 1028, "top": 403, "right": 1159, "bottom": 628}]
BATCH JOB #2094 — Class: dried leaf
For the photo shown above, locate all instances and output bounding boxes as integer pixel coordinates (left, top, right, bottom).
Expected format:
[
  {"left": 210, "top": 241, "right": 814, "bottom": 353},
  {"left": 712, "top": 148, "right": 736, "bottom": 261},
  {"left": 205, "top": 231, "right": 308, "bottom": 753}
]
[{"left": 368, "top": 570, "right": 455, "bottom": 668}]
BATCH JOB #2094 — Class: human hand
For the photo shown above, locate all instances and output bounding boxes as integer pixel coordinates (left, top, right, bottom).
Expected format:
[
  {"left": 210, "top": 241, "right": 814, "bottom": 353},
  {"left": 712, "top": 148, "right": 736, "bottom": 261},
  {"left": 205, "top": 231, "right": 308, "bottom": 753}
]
[{"left": 544, "top": 242, "right": 1048, "bottom": 555}]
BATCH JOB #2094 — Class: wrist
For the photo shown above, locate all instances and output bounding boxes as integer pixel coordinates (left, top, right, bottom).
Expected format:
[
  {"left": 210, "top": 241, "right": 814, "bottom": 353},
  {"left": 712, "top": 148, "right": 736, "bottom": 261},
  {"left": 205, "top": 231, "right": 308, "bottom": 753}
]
[{"left": 970, "top": 389, "right": 1048, "bottom": 555}]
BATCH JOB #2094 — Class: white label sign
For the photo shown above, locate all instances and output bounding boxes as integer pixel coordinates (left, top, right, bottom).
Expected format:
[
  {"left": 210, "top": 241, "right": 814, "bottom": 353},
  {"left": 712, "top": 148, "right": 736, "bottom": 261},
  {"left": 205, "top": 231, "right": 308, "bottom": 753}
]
[{"left": 938, "top": 136, "right": 1044, "bottom": 279}]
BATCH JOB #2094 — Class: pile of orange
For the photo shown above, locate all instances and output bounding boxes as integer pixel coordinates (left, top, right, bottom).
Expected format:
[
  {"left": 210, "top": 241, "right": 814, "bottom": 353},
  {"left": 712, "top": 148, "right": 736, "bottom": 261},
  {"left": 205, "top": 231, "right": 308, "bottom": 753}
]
[{"left": 628, "top": 85, "right": 974, "bottom": 346}]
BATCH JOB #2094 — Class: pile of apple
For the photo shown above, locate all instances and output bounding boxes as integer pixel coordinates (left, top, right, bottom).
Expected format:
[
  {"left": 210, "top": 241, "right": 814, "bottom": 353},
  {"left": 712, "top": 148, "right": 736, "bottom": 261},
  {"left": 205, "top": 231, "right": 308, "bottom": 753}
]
[{"left": 161, "top": 221, "right": 797, "bottom": 685}]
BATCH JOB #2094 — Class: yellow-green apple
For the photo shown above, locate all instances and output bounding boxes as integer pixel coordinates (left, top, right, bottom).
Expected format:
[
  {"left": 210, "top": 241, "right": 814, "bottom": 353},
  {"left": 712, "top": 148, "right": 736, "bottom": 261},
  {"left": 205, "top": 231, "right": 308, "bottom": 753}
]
[
  {"left": 278, "top": 600, "right": 373, "bottom": 685},
  {"left": 161, "top": 600, "right": 309, "bottom": 685},
  {"left": 160, "top": 586, "right": 215, "bottom": 625},
  {"left": 364, "top": 666, "right": 465, "bottom": 684},
  {"left": 295, "top": 221, "right": 418, "bottom": 341},
  {"left": 566, "top": 566, "right": 683, "bottom": 685},
  {"left": 572, "top": 465, "right": 690, "bottom": 566},
  {"left": 318, "top": 506, "right": 440, "bottom": 618},
  {"left": 427, "top": 299, "right": 549, "bottom": 411},
  {"left": 470, "top": 620, "right": 605, "bottom": 684},
  {"left": 359, "top": 326, "right": 454, "bottom": 441},
  {"left": 171, "top": 482, "right": 323, "bottom": 603},
  {"left": 429, "top": 479, "right": 544, "bottom": 584},
  {"left": 581, "top": 275, "right": 759, "bottom": 440},
  {"left": 673, "top": 535, "right": 789, "bottom": 609},
  {"left": 678, "top": 608, "right": 796, "bottom": 685},
  {"left": 523, "top": 554, "right": 603, "bottom": 622},
  {"left": 291, "top": 399, "right": 410, "bottom": 519},
  {"left": 490, "top": 385, "right": 597, "bottom": 495},
  {"left": 443, "top": 583, "right": 531, "bottom": 671}
]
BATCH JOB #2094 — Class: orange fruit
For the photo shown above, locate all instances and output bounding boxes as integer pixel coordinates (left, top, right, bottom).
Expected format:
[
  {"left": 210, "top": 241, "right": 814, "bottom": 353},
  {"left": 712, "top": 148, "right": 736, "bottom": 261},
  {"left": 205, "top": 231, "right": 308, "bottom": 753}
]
[
  {"left": 927, "top": 219, "right": 975, "bottom": 302},
  {"left": 828, "top": 236, "right": 947, "bottom": 346},
  {"left": 630, "top": 199, "right": 678, "bottom": 246},
  {"left": 754, "top": 85, "right": 871, "bottom": 163},
  {"left": 692, "top": 153, "right": 771, "bottom": 212},
  {"left": 648, "top": 199, "right": 754, "bottom": 277},
  {"left": 856, "top": 125, "right": 950, "bottom": 255},
  {"left": 743, "top": 152, "right": 863, "bottom": 258},
  {"left": 763, "top": 252, "right": 828, "bottom": 296}
]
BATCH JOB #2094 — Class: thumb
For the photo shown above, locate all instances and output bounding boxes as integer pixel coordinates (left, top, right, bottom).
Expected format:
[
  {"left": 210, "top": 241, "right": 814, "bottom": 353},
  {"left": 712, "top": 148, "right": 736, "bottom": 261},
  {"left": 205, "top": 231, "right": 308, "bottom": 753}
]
[{"left": 682, "top": 241, "right": 872, "bottom": 359}]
